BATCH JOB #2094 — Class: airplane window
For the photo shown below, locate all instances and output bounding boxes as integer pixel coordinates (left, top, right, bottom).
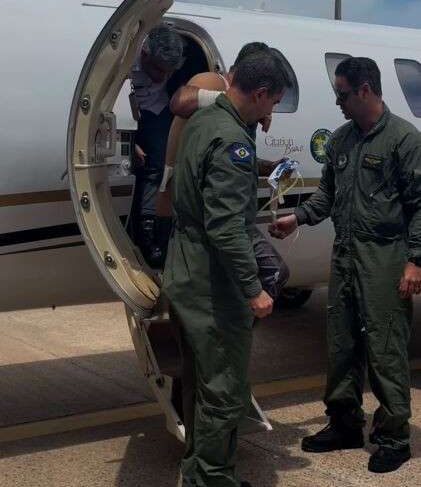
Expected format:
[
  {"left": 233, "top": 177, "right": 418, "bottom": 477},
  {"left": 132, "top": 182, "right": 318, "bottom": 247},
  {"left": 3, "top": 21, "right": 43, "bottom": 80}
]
[
  {"left": 325, "top": 53, "right": 351, "bottom": 90},
  {"left": 272, "top": 52, "right": 299, "bottom": 113},
  {"left": 395, "top": 59, "right": 421, "bottom": 118}
]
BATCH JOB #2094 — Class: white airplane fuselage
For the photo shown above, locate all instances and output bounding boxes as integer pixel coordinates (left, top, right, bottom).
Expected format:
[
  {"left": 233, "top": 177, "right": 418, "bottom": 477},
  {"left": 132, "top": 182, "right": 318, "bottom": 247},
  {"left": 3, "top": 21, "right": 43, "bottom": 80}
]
[{"left": 1, "top": 0, "right": 421, "bottom": 311}]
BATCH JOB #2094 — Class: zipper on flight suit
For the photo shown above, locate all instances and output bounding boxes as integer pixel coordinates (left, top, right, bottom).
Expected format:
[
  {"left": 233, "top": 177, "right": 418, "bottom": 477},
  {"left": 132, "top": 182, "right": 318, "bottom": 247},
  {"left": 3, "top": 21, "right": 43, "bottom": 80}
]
[
  {"left": 369, "top": 166, "right": 399, "bottom": 199},
  {"left": 348, "top": 140, "right": 366, "bottom": 287},
  {"left": 370, "top": 181, "right": 388, "bottom": 199}
]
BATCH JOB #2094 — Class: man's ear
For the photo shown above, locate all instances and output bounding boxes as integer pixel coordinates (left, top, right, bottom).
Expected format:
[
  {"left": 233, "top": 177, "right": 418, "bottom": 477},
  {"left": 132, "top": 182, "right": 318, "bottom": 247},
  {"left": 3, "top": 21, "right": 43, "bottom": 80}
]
[
  {"left": 360, "top": 82, "right": 371, "bottom": 100},
  {"left": 254, "top": 87, "right": 269, "bottom": 103}
]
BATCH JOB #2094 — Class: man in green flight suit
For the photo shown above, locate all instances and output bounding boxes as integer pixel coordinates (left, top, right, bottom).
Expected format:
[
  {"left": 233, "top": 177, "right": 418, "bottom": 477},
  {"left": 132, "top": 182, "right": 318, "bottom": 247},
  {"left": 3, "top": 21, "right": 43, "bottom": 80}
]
[
  {"left": 163, "top": 50, "right": 291, "bottom": 487},
  {"left": 270, "top": 57, "right": 421, "bottom": 473}
]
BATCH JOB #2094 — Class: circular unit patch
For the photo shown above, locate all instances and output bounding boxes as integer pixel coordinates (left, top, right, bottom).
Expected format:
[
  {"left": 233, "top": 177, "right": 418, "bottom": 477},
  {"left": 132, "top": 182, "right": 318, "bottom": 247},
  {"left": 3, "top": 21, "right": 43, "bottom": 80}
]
[
  {"left": 337, "top": 153, "right": 348, "bottom": 169},
  {"left": 310, "top": 129, "right": 332, "bottom": 164}
]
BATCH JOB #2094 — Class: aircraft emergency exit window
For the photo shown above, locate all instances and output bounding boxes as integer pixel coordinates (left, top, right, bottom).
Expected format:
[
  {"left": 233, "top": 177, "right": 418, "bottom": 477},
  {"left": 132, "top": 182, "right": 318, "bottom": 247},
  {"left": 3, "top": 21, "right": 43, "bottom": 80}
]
[
  {"left": 272, "top": 53, "right": 299, "bottom": 113},
  {"left": 395, "top": 59, "right": 421, "bottom": 118},
  {"left": 325, "top": 53, "right": 351, "bottom": 90}
]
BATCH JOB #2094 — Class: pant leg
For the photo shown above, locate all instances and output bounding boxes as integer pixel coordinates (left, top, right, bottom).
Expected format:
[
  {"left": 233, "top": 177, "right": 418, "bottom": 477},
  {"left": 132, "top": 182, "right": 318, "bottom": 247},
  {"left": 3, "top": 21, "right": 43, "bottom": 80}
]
[
  {"left": 178, "top": 325, "right": 197, "bottom": 481},
  {"left": 324, "top": 243, "right": 366, "bottom": 429},
  {"left": 354, "top": 238, "right": 412, "bottom": 449},
  {"left": 131, "top": 108, "right": 174, "bottom": 265},
  {"left": 252, "top": 229, "right": 289, "bottom": 301},
  {"left": 136, "top": 107, "right": 174, "bottom": 217},
  {"left": 367, "top": 304, "right": 412, "bottom": 448},
  {"left": 177, "top": 303, "right": 253, "bottom": 487}
]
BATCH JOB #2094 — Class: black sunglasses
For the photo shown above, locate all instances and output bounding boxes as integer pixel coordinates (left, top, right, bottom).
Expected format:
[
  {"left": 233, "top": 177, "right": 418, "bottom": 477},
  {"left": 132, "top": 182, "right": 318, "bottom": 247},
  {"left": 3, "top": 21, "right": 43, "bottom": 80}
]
[{"left": 335, "top": 82, "right": 369, "bottom": 103}]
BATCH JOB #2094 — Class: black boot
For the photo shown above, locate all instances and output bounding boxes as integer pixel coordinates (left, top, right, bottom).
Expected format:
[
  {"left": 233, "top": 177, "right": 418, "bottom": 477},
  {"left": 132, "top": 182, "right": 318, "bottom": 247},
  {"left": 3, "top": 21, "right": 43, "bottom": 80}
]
[
  {"left": 138, "top": 217, "right": 155, "bottom": 254},
  {"left": 241, "top": 482, "right": 252, "bottom": 487},
  {"left": 138, "top": 217, "right": 163, "bottom": 268},
  {"left": 302, "top": 423, "right": 364, "bottom": 453},
  {"left": 368, "top": 445, "right": 411, "bottom": 473},
  {"left": 148, "top": 244, "right": 164, "bottom": 268}
]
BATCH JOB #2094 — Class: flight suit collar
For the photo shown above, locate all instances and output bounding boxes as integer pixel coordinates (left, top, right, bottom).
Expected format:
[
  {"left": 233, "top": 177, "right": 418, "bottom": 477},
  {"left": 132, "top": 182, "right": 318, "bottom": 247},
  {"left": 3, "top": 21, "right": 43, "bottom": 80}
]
[
  {"left": 352, "top": 103, "right": 391, "bottom": 140},
  {"left": 215, "top": 93, "right": 253, "bottom": 135}
]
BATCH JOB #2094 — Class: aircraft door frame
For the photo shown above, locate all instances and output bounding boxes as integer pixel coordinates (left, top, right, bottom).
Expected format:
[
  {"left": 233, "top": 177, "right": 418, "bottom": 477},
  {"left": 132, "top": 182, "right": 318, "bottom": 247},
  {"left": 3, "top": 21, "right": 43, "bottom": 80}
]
[{"left": 67, "top": 0, "right": 172, "bottom": 317}]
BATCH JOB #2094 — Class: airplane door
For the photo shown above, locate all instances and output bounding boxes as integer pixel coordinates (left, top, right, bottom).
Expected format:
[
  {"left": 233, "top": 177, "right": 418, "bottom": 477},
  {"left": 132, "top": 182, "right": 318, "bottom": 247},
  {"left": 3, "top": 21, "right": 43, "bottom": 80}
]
[
  {"left": 66, "top": 0, "right": 191, "bottom": 441},
  {"left": 67, "top": 0, "right": 171, "bottom": 316}
]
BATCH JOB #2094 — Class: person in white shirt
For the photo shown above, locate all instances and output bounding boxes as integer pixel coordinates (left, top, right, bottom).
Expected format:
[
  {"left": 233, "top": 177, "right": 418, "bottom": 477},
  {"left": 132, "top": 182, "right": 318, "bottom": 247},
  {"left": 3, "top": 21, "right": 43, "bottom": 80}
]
[{"left": 129, "top": 24, "right": 184, "bottom": 267}]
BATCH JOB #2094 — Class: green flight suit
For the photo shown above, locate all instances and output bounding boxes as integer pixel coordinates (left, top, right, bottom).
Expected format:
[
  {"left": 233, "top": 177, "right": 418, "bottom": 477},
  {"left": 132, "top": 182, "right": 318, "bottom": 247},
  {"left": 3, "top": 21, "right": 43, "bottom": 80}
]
[
  {"left": 163, "top": 94, "right": 262, "bottom": 486},
  {"left": 295, "top": 106, "right": 421, "bottom": 449}
]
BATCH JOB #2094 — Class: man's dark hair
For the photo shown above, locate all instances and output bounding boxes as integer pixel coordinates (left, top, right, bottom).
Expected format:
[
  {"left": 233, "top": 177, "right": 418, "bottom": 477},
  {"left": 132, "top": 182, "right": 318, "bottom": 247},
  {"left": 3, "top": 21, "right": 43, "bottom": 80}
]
[
  {"left": 143, "top": 24, "right": 184, "bottom": 69},
  {"left": 232, "top": 42, "right": 270, "bottom": 69},
  {"left": 335, "top": 57, "right": 382, "bottom": 97},
  {"left": 232, "top": 49, "right": 292, "bottom": 95}
]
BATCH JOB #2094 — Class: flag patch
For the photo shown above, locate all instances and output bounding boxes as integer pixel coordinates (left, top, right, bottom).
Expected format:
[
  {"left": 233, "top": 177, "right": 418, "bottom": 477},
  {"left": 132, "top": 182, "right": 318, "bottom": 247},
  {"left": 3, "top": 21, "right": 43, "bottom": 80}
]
[{"left": 229, "top": 143, "right": 254, "bottom": 165}]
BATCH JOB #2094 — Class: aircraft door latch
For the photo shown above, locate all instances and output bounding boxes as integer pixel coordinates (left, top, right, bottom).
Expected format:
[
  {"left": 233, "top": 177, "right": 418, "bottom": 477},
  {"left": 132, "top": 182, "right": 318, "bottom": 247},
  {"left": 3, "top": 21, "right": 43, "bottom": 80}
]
[{"left": 95, "top": 112, "right": 117, "bottom": 160}]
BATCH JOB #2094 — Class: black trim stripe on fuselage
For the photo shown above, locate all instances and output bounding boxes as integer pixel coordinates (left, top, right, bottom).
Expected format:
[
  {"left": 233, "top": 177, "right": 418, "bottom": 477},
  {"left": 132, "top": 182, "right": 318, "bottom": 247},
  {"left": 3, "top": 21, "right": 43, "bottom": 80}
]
[
  {"left": 0, "top": 223, "right": 81, "bottom": 248},
  {"left": 0, "top": 192, "right": 314, "bottom": 256},
  {"left": 0, "top": 216, "right": 129, "bottom": 255},
  {"left": 0, "top": 241, "right": 85, "bottom": 257}
]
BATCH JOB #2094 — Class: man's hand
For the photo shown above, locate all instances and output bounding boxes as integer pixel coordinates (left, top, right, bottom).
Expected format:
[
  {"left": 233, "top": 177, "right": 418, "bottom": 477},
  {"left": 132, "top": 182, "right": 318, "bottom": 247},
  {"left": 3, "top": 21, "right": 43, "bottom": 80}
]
[
  {"left": 399, "top": 262, "right": 421, "bottom": 299},
  {"left": 135, "top": 144, "right": 147, "bottom": 166},
  {"left": 269, "top": 214, "right": 298, "bottom": 240},
  {"left": 249, "top": 290, "right": 273, "bottom": 319},
  {"left": 258, "top": 156, "right": 291, "bottom": 177},
  {"left": 257, "top": 158, "right": 277, "bottom": 177},
  {"left": 259, "top": 114, "right": 272, "bottom": 133}
]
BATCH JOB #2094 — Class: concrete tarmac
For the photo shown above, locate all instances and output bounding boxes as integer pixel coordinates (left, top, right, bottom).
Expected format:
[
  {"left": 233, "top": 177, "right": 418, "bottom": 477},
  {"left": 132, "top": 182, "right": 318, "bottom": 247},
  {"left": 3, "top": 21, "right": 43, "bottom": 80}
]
[
  {"left": 1, "top": 289, "right": 421, "bottom": 485},
  {"left": 1, "top": 380, "right": 421, "bottom": 486},
  {"left": 1, "top": 289, "right": 421, "bottom": 426}
]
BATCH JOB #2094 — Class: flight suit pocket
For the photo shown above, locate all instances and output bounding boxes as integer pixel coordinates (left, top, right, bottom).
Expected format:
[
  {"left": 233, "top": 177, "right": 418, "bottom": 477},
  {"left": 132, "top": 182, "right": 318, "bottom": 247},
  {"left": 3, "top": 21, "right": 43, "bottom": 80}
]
[
  {"left": 326, "top": 305, "right": 347, "bottom": 357},
  {"left": 362, "top": 154, "right": 386, "bottom": 196},
  {"left": 382, "top": 313, "right": 394, "bottom": 355},
  {"left": 381, "top": 309, "right": 411, "bottom": 357},
  {"left": 368, "top": 183, "right": 405, "bottom": 239},
  {"left": 362, "top": 156, "right": 405, "bottom": 238}
]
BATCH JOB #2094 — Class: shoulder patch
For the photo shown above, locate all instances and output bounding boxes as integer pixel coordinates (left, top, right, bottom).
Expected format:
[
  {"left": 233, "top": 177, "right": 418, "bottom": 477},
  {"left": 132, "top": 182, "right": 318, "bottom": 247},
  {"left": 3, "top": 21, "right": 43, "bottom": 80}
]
[
  {"left": 310, "top": 129, "right": 332, "bottom": 164},
  {"left": 229, "top": 143, "right": 254, "bottom": 165}
]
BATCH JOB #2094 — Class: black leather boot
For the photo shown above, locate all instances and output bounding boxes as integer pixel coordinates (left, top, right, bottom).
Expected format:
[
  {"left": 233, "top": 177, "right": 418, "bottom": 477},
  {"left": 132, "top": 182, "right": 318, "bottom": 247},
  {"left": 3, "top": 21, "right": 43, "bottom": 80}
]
[
  {"left": 368, "top": 445, "right": 411, "bottom": 473},
  {"left": 302, "top": 423, "right": 364, "bottom": 453},
  {"left": 138, "top": 217, "right": 163, "bottom": 268}
]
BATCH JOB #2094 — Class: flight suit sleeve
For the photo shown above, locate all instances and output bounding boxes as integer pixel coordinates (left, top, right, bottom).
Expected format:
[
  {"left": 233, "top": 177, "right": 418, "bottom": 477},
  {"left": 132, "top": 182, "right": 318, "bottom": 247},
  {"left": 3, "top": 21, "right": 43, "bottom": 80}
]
[
  {"left": 294, "top": 142, "right": 335, "bottom": 226},
  {"left": 397, "top": 131, "right": 421, "bottom": 262},
  {"left": 202, "top": 140, "right": 263, "bottom": 299}
]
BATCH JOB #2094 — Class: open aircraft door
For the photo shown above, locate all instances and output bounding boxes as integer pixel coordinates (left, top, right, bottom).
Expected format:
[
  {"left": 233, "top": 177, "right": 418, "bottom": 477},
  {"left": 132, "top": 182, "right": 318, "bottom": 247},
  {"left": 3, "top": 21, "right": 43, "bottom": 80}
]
[{"left": 67, "top": 0, "right": 272, "bottom": 442}]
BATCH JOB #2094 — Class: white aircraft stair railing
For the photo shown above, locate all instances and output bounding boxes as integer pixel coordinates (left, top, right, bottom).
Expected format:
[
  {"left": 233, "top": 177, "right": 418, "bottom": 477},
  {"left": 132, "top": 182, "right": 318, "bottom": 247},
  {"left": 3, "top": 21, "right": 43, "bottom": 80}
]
[{"left": 125, "top": 302, "right": 186, "bottom": 442}]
